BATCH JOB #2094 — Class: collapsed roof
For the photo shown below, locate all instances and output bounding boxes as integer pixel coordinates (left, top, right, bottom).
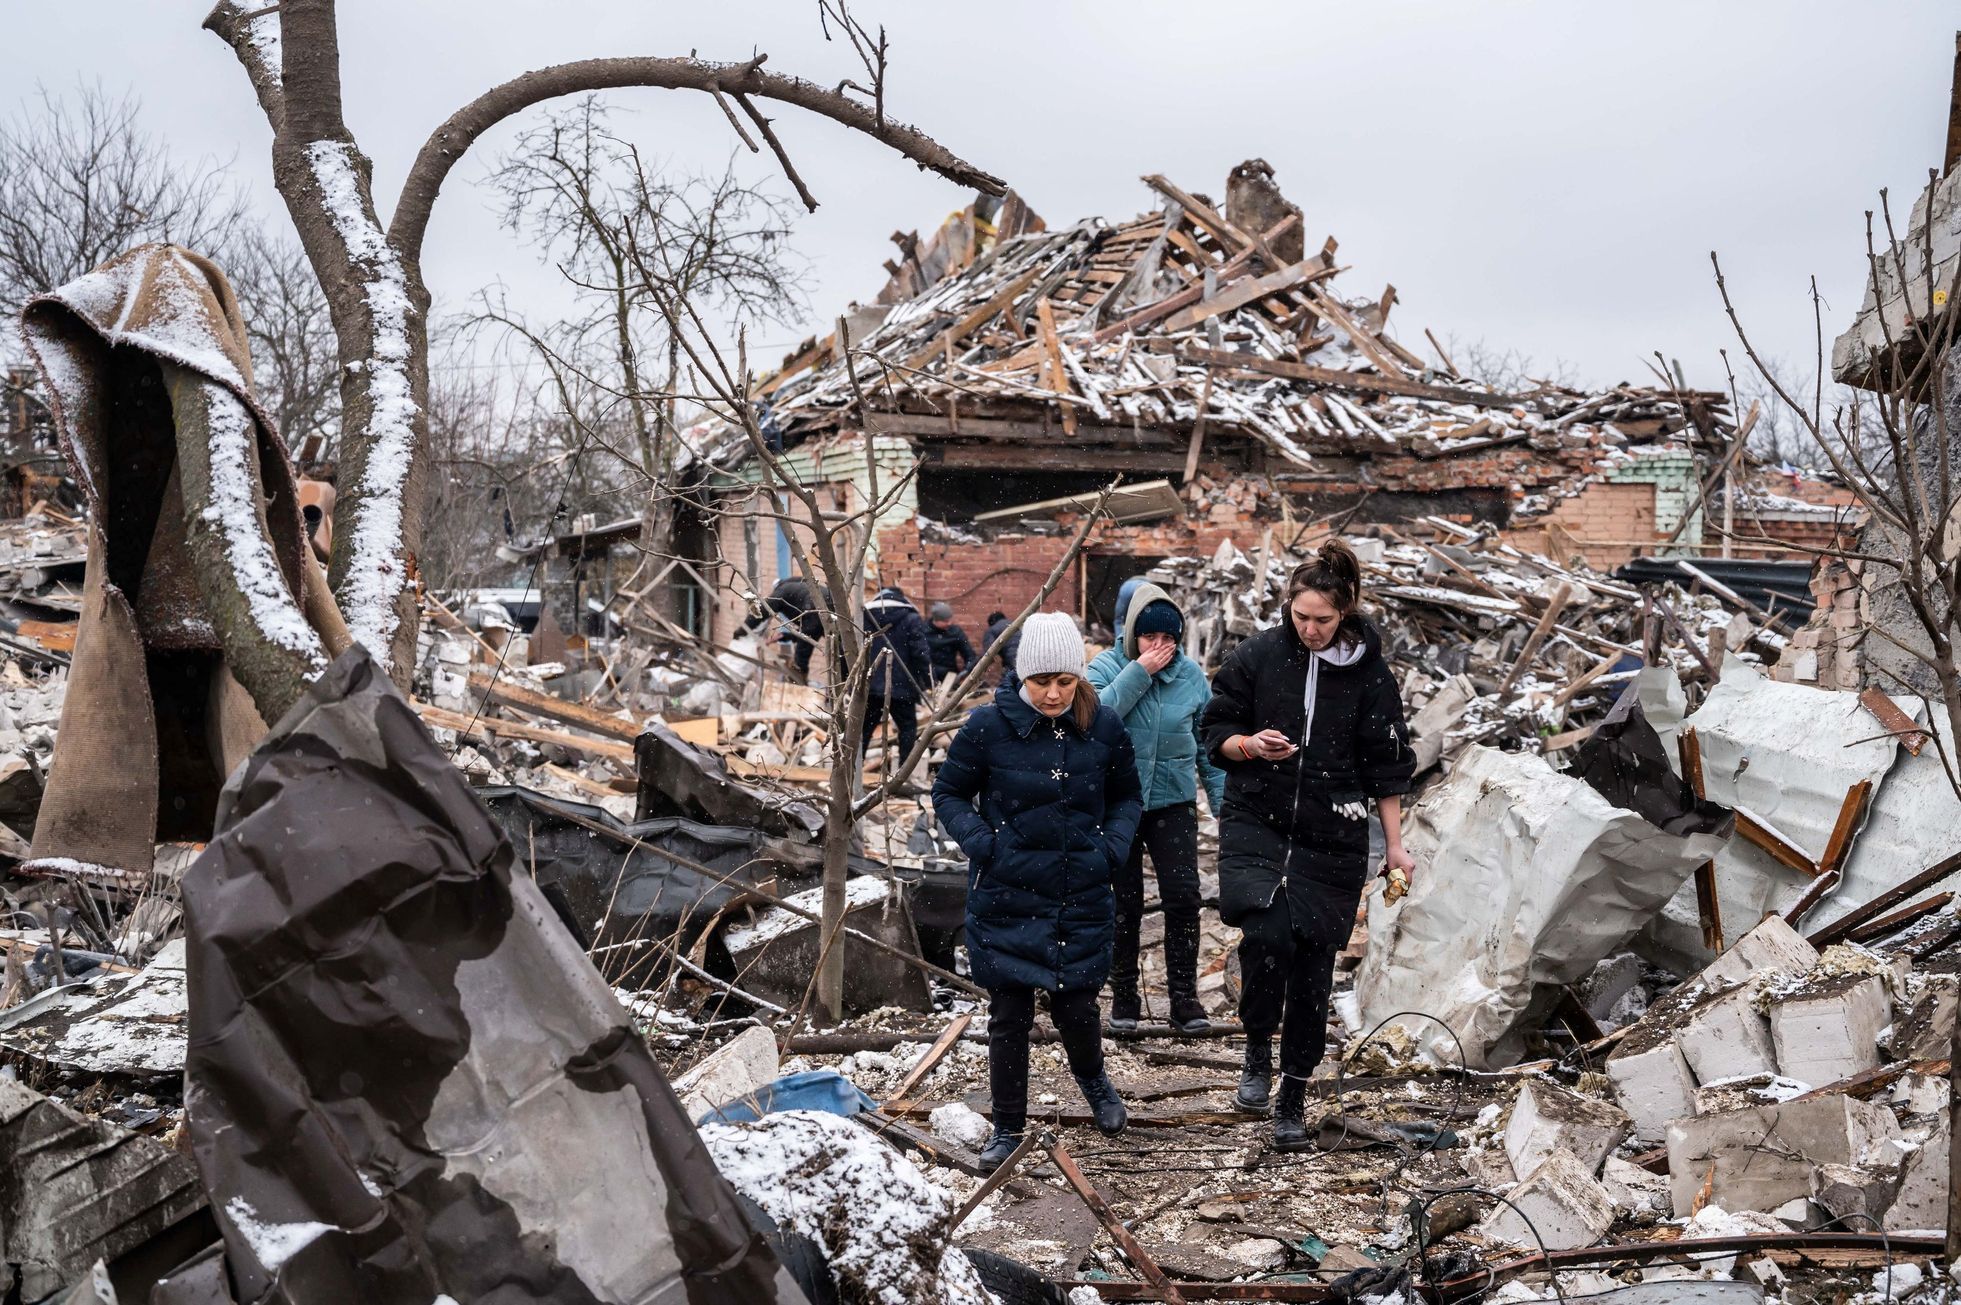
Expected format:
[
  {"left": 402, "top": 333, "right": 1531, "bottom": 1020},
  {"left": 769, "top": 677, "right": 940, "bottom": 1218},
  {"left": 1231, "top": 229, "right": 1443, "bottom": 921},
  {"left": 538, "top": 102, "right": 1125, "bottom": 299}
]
[{"left": 711, "top": 164, "right": 1735, "bottom": 521}]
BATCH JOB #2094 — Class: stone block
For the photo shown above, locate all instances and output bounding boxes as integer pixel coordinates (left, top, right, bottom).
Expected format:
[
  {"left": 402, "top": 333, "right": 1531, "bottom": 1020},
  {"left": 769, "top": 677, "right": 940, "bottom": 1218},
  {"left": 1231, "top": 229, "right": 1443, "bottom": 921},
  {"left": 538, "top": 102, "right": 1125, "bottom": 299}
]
[
  {"left": 1699, "top": 915, "right": 1820, "bottom": 990},
  {"left": 1600, "top": 1156, "right": 1672, "bottom": 1220},
  {"left": 1667, "top": 1093, "right": 1901, "bottom": 1216},
  {"left": 1768, "top": 974, "right": 1889, "bottom": 1088},
  {"left": 1886, "top": 1112, "right": 1949, "bottom": 1233},
  {"left": 1607, "top": 1041, "right": 1698, "bottom": 1145},
  {"left": 1893, "top": 975, "right": 1957, "bottom": 1063},
  {"left": 1505, "top": 1081, "right": 1632, "bottom": 1179},
  {"left": 1477, "top": 1149, "right": 1615, "bottom": 1251},
  {"left": 1678, "top": 986, "right": 1777, "bottom": 1084},
  {"left": 1581, "top": 952, "right": 1645, "bottom": 1022},
  {"left": 1810, "top": 1163, "right": 1901, "bottom": 1227},
  {"left": 672, "top": 1024, "right": 778, "bottom": 1119}
]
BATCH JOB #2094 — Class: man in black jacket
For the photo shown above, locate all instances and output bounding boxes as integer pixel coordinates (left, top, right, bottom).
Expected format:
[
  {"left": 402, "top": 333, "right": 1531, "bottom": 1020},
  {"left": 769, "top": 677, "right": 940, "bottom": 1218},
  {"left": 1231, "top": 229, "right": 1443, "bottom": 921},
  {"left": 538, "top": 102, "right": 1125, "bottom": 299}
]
[
  {"left": 925, "top": 602, "right": 977, "bottom": 684},
  {"left": 861, "top": 586, "right": 933, "bottom": 758},
  {"left": 742, "top": 574, "right": 830, "bottom": 681},
  {"left": 980, "top": 610, "right": 1020, "bottom": 682}
]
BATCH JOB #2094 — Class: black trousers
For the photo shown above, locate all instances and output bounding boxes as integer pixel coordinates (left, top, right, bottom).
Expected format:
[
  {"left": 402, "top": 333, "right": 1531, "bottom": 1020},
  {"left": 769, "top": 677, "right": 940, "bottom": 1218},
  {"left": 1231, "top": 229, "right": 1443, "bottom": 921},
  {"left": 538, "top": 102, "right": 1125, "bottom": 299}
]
[
  {"left": 1109, "top": 802, "right": 1202, "bottom": 1002},
  {"left": 860, "top": 696, "right": 918, "bottom": 759},
  {"left": 1236, "top": 895, "right": 1343, "bottom": 1079},
  {"left": 987, "top": 986, "right": 1104, "bottom": 1130}
]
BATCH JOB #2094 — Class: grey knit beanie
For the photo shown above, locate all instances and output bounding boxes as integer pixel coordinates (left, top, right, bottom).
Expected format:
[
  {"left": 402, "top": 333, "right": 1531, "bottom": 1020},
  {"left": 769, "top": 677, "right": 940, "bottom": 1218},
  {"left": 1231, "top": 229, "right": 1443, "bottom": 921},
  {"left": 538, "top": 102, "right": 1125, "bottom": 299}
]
[
  {"left": 928, "top": 601, "right": 954, "bottom": 622},
  {"left": 1015, "top": 612, "right": 1087, "bottom": 679}
]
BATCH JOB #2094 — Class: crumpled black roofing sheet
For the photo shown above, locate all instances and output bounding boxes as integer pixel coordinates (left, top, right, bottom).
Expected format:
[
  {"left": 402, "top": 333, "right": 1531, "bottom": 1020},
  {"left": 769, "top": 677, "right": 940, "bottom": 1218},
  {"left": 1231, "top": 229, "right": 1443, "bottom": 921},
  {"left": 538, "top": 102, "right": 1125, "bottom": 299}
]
[{"left": 180, "top": 649, "right": 804, "bottom": 1304}]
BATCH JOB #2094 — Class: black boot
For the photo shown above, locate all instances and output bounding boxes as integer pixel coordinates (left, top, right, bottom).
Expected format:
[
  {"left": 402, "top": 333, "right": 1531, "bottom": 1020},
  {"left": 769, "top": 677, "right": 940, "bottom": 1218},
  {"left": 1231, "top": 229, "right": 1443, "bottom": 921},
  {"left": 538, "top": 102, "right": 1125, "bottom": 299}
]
[
  {"left": 1234, "top": 1037, "right": 1272, "bottom": 1114},
  {"left": 1272, "top": 1074, "right": 1310, "bottom": 1151},
  {"left": 1164, "top": 908, "right": 1207, "bottom": 1035},
  {"left": 1169, "top": 996, "right": 1211, "bottom": 1035},
  {"left": 1107, "top": 988, "right": 1141, "bottom": 1032},
  {"left": 1074, "top": 1072, "right": 1128, "bottom": 1136},
  {"left": 978, "top": 1123, "right": 1024, "bottom": 1173}
]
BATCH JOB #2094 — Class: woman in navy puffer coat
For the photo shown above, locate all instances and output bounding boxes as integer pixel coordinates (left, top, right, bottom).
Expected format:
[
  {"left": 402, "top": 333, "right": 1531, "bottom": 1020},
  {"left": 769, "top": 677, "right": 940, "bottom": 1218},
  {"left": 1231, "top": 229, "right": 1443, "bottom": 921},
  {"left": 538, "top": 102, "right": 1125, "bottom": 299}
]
[{"left": 934, "top": 612, "right": 1143, "bottom": 1170}]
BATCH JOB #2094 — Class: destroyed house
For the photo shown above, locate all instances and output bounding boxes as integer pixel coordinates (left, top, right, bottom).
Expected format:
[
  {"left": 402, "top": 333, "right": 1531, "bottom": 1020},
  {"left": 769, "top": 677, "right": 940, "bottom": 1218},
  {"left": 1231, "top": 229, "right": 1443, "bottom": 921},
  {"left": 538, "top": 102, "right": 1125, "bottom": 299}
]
[{"left": 690, "top": 163, "right": 1826, "bottom": 643}]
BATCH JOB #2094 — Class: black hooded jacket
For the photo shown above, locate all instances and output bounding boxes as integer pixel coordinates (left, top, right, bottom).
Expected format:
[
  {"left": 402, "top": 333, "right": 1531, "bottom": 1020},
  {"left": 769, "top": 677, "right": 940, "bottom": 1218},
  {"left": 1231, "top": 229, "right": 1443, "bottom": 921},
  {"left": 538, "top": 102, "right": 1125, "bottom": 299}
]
[
  {"left": 1200, "top": 615, "right": 1413, "bottom": 936},
  {"left": 861, "top": 588, "right": 933, "bottom": 702}
]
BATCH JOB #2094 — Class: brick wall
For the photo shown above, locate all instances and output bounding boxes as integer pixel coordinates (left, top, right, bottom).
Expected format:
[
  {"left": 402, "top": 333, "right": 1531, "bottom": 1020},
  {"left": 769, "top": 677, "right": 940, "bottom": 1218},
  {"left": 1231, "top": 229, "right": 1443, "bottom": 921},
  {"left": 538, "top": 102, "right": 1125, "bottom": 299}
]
[
  {"left": 872, "top": 511, "right": 1272, "bottom": 636},
  {"left": 1510, "top": 481, "right": 1659, "bottom": 568},
  {"left": 1773, "top": 555, "right": 1864, "bottom": 689}
]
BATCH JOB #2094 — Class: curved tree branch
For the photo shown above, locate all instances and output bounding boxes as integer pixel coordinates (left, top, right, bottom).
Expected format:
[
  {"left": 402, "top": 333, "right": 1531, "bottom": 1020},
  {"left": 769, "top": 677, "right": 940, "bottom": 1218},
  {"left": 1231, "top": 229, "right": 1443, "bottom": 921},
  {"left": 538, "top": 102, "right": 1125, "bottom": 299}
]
[
  {"left": 164, "top": 365, "right": 328, "bottom": 723},
  {"left": 389, "top": 54, "right": 1004, "bottom": 261}
]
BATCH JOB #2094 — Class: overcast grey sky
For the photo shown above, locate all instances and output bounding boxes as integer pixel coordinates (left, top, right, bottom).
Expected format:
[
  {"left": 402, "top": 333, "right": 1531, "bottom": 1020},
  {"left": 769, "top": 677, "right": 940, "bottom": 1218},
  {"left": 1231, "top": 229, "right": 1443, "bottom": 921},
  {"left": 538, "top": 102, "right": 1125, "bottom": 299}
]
[{"left": 3, "top": 1, "right": 1954, "bottom": 393}]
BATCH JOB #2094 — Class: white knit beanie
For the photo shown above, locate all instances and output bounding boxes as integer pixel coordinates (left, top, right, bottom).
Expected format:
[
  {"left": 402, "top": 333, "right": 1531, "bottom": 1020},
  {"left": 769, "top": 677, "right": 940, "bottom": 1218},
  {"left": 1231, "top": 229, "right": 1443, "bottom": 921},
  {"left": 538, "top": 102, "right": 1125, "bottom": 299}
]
[{"left": 1015, "top": 612, "right": 1088, "bottom": 679}]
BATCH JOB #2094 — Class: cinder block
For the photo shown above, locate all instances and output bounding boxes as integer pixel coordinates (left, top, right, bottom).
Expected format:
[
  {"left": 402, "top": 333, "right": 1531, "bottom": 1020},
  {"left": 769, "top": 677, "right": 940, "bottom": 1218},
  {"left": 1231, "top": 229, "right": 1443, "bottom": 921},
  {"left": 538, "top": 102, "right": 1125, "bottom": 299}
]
[
  {"left": 1667, "top": 1094, "right": 1902, "bottom": 1217},
  {"left": 1505, "top": 1082, "right": 1632, "bottom": 1179},
  {"left": 1607, "top": 1041, "right": 1699, "bottom": 1146},
  {"left": 1769, "top": 974, "right": 1889, "bottom": 1088},
  {"left": 1477, "top": 1149, "right": 1615, "bottom": 1251},
  {"left": 1699, "top": 916, "right": 1821, "bottom": 990},
  {"left": 1678, "top": 986, "right": 1778, "bottom": 1085}
]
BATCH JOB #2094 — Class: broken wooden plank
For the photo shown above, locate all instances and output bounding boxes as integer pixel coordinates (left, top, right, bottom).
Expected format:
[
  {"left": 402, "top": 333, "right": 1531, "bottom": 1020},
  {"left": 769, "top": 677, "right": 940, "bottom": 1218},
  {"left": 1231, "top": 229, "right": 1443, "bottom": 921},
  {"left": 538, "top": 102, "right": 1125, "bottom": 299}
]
[
  {"left": 886, "top": 1012, "right": 973, "bottom": 1106},
  {"left": 1859, "top": 686, "right": 1931, "bottom": 756},
  {"left": 1301, "top": 285, "right": 1408, "bottom": 379},
  {"left": 1158, "top": 258, "right": 1332, "bottom": 334},
  {"left": 1035, "top": 297, "right": 1079, "bottom": 437},
  {"left": 416, "top": 701, "right": 637, "bottom": 765},
  {"left": 1183, "top": 369, "right": 1213, "bottom": 484},
  {"left": 902, "top": 264, "right": 1046, "bottom": 371},
  {"left": 467, "top": 671, "right": 643, "bottom": 742},
  {"left": 1142, "top": 173, "right": 1277, "bottom": 271},
  {"left": 1050, "top": 1140, "right": 1189, "bottom": 1305},
  {"left": 1809, "top": 848, "right": 1961, "bottom": 946},
  {"left": 1176, "top": 346, "right": 1516, "bottom": 409}
]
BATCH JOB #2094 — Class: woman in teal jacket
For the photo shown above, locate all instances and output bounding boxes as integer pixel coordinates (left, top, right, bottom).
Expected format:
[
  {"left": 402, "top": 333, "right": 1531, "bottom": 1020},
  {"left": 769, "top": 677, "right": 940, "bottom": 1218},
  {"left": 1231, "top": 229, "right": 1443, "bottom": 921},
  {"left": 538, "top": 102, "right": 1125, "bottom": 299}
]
[{"left": 1087, "top": 581, "right": 1227, "bottom": 1033}]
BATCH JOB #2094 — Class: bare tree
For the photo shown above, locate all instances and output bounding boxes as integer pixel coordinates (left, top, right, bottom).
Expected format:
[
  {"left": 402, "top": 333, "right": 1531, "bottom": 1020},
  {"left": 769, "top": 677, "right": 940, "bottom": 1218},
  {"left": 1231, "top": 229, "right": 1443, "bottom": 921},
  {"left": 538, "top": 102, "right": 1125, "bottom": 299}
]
[
  {"left": 0, "top": 83, "right": 247, "bottom": 324},
  {"left": 1714, "top": 174, "right": 1961, "bottom": 802},
  {"left": 196, "top": 0, "right": 1001, "bottom": 717},
  {"left": 481, "top": 98, "right": 808, "bottom": 621},
  {"left": 1446, "top": 335, "right": 1580, "bottom": 394},
  {"left": 224, "top": 225, "right": 341, "bottom": 461}
]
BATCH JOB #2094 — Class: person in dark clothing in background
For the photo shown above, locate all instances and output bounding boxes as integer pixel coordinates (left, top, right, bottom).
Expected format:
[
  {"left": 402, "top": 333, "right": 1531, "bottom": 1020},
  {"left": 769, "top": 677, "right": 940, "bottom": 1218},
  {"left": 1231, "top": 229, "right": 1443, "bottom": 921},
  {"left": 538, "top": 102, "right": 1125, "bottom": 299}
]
[
  {"left": 933, "top": 613, "right": 1143, "bottom": 1171},
  {"left": 861, "top": 585, "right": 933, "bottom": 759},
  {"left": 1201, "top": 540, "right": 1415, "bottom": 1149},
  {"left": 925, "top": 602, "right": 977, "bottom": 684},
  {"left": 742, "top": 574, "right": 830, "bottom": 681},
  {"left": 1088, "top": 581, "right": 1226, "bottom": 1035},
  {"left": 980, "top": 610, "right": 1020, "bottom": 682}
]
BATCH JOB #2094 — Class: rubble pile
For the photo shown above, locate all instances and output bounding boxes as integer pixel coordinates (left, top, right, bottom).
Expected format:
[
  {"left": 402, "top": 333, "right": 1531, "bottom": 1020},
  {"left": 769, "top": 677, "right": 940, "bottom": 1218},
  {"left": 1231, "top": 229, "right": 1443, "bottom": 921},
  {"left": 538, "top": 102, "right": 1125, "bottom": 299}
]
[
  {"left": 1149, "top": 517, "right": 1775, "bottom": 769},
  {"left": 703, "top": 169, "right": 1734, "bottom": 527}
]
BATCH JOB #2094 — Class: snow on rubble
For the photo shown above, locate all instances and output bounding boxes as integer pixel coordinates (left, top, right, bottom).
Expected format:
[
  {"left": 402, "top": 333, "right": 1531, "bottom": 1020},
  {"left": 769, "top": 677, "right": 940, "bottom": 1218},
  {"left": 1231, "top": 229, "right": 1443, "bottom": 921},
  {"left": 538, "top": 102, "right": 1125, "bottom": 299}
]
[{"left": 700, "top": 1110, "right": 998, "bottom": 1305}]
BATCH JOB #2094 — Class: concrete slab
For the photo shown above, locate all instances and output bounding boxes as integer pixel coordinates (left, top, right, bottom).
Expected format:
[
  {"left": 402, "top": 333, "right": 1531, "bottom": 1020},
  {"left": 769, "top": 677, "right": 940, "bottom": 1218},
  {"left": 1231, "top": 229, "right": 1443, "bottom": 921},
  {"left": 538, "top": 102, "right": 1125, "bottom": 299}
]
[
  {"left": 1505, "top": 1081, "right": 1632, "bottom": 1178},
  {"left": 1768, "top": 973, "right": 1889, "bottom": 1088},
  {"left": 1666, "top": 1093, "right": 1901, "bottom": 1217},
  {"left": 673, "top": 1024, "right": 779, "bottom": 1120},
  {"left": 1810, "top": 1163, "right": 1900, "bottom": 1228},
  {"left": 1607, "top": 1040, "right": 1698, "bottom": 1146},
  {"left": 1678, "top": 986, "right": 1777, "bottom": 1084},
  {"left": 1886, "top": 1112, "right": 1949, "bottom": 1233},
  {"left": 1699, "top": 916, "right": 1820, "bottom": 991},
  {"left": 1477, "top": 1148, "right": 1615, "bottom": 1251}
]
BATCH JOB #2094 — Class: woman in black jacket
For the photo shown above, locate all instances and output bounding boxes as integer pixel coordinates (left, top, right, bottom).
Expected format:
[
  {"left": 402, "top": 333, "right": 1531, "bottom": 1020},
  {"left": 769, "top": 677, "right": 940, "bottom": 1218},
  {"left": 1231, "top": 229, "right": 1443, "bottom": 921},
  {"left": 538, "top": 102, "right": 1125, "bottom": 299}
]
[
  {"left": 933, "top": 613, "right": 1144, "bottom": 1171},
  {"left": 1200, "top": 540, "right": 1415, "bottom": 1149}
]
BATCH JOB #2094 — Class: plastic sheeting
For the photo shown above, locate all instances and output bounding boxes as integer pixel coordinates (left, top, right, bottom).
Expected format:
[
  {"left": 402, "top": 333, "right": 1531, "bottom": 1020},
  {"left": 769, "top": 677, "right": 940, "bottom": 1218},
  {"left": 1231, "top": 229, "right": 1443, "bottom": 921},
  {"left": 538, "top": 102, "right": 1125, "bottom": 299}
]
[
  {"left": 181, "top": 649, "right": 805, "bottom": 1304},
  {"left": 477, "top": 787, "right": 855, "bottom": 953},
  {"left": 1641, "top": 659, "right": 1961, "bottom": 961},
  {"left": 1640, "top": 658, "right": 1904, "bottom": 968},
  {"left": 1356, "top": 700, "right": 1731, "bottom": 1069}
]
